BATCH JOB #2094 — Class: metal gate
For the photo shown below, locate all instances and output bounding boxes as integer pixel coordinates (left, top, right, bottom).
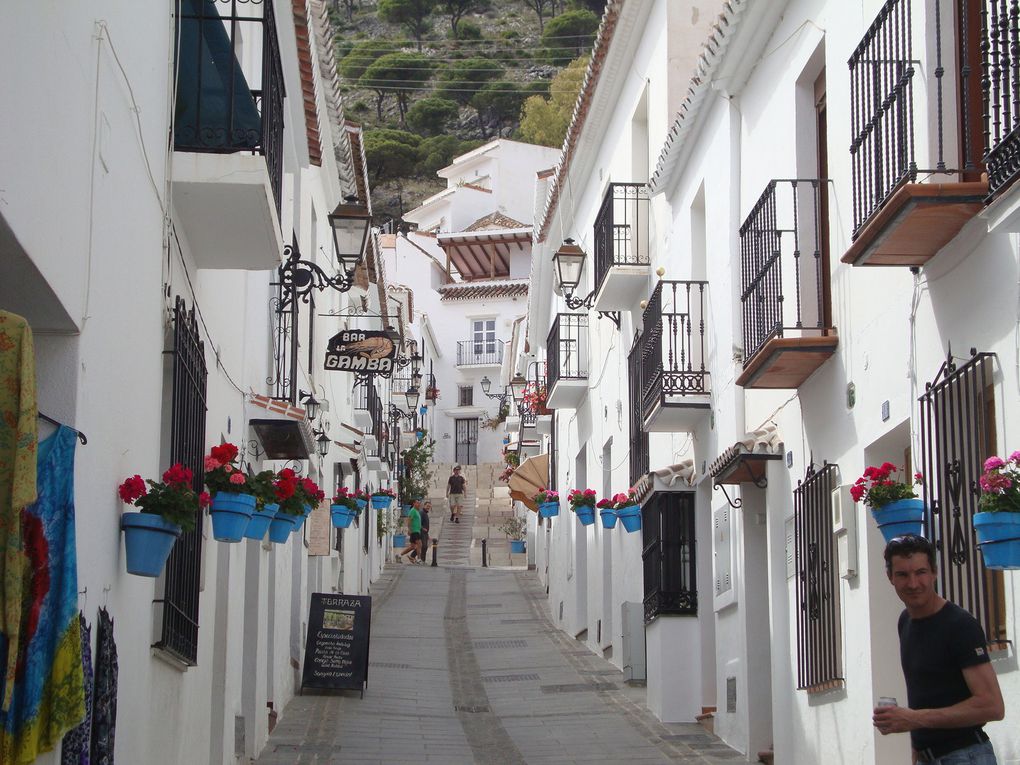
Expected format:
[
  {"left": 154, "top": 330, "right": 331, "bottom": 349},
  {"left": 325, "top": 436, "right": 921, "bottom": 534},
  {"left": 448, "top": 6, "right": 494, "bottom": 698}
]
[{"left": 455, "top": 418, "right": 478, "bottom": 465}]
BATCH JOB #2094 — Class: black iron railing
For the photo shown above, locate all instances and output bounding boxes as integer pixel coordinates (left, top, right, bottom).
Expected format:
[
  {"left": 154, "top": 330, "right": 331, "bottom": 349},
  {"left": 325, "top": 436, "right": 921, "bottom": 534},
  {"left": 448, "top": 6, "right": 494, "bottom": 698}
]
[
  {"left": 367, "top": 382, "right": 384, "bottom": 458},
  {"left": 627, "top": 340, "right": 649, "bottom": 486},
  {"left": 636, "top": 280, "right": 709, "bottom": 416},
  {"left": 794, "top": 462, "right": 842, "bottom": 691},
  {"left": 155, "top": 297, "right": 208, "bottom": 666},
  {"left": 739, "top": 180, "right": 831, "bottom": 366},
  {"left": 547, "top": 314, "right": 588, "bottom": 391},
  {"left": 641, "top": 492, "right": 697, "bottom": 622},
  {"left": 849, "top": 0, "right": 982, "bottom": 233},
  {"left": 919, "top": 350, "right": 1006, "bottom": 644},
  {"left": 593, "top": 183, "right": 650, "bottom": 296},
  {"left": 984, "top": 1, "right": 1020, "bottom": 198},
  {"left": 518, "top": 365, "right": 548, "bottom": 427},
  {"left": 174, "top": 0, "right": 285, "bottom": 215},
  {"left": 353, "top": 377, "right": 368, "bottom": 411},
  {"left": 456, "top": 340, "right": 504, "bottom": 366}
]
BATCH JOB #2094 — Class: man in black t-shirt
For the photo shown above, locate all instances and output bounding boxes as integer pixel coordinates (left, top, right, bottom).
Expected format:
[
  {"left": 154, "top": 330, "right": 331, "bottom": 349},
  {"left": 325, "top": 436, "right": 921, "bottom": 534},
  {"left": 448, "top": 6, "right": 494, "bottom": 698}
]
[
  {"left": 874, "top": 534, "right": 1004, "bottom": 763},
  {"left": 446, "top": 465, "right": 466, "bottom": 524}
]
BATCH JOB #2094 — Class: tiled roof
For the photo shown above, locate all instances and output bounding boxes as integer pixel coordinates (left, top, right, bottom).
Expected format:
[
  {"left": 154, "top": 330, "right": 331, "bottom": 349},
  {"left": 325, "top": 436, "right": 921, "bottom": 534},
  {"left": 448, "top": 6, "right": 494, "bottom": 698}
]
[
  {"left": 292, "top": 0, "right": 322, "bottom": 165},
  {"left": 465, "top": 212, "right": 528, "bottom": 232},
  {"left": 439, "top": 281, "right": 529, "bottom": 301},
  {"left": 632, "top": 460, "right": 696, "bottom": 503}
]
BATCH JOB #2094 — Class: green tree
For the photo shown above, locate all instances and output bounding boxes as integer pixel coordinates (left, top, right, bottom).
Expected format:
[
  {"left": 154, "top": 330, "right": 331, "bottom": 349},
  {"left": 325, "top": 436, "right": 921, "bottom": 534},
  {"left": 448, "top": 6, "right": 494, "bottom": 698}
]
[
  {"left": 360, "top": 52, "right": 434, "bottom": 122},
  {"left": 567, "top": 0, "right": 604, "bottom": 13},
  {"left": 435, "top": 58, "right": 503, "bottom": 106},
  {"left": 540, "top": 9, "right": 598, "bottom": 65},
  {"left": 417, "top": 135, "right": 462, "bottom": 175},
  {"left": 363, "top": 129, "right": 422, "bottom": 181},
  {"left": 440, "top": 0, "right": 490, "bottom": 37},
  {"left": 521, "top": 0, "right": 553, "bottom": 31},
  {"left": 407, "top": 96, "right": 461, "bottom": 136},
  {"left": 339, "top": 40, "right": 396, "bottom": 83},
  {"left": 377, "top": 0, "right": 438, "bottom": 51},
  {"left": 517, "top": 55, "right": 587, "bottom": 147},
  {"left": 471, "top": 81, "right": 525, "bottom": 139}
]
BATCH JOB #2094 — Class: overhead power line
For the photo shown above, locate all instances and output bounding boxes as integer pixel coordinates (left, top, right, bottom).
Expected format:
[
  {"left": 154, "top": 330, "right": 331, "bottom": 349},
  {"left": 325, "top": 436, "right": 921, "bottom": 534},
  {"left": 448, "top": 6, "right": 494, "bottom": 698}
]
[{"left": 337, "top": 32, "right": 598, "bottom": 46}]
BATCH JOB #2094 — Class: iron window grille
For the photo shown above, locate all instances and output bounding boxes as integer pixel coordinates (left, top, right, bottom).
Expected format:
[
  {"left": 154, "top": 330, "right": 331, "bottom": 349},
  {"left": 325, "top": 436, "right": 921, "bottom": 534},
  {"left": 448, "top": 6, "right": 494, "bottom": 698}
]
[
  {"left": 174, "top": 0, "right": 285, "bottom": 215},
  {"left": 593, "top": 183, "right": 650, "bottom": 297},
  {"left": 919, "top": 350, "right": 1007, "bottom": 645},
  {"left": 155, "top": 297, "right": 208, "bottom": 666},
  {"left": 641, "top": 492, "right": 697, "bottom": 622},
  {"left": 367, "top": 382, "right": 384, "bottom": 458},
  {"left": 794, "top": 462, "right": 843, "bottom": 691},
  {"left": 848, "top": 0, "right": 983, "bottom": 230},
  {"left": 739, "top": 179, "right": 832, "bottom": 367},
  {"left": 458, "top": 385, "right": 474, "bottom": 407},
  {"left": 547, "top": 313, "right": 589, "bottom": 389},
  {"left": 627, "top": 340, "right": 649, "bottom": 486}
]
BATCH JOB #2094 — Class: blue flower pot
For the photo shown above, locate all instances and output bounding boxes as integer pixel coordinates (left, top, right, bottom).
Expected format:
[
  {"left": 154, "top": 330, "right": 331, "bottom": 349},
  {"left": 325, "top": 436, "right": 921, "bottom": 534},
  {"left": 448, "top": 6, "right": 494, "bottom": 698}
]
[
  {"left": 574, "top": 506, "right": 596, "bottom": 526},
  {"left": 121, "top": 512, "right": 182, "bottom": 577},
  {"left": 872, "top": 498, "right": 925, "bottom": 543},
  {"left": 401, "top": 504, "right": 411, "bottom": 517},
  {"left": 355, "top": 498, "right": 368, "bottom": 512},
  {"left": 617, "top": 504, "right": 642, "bottom": 533},
  {"left": 371, "top": 495, "right": 392, "bottom": 510},
  {"left": 331, "top": 504, "right": 356, "bottom": 529},
  {"left": 415, "top": 430, "right": 424, "bottom": 441},
  {"left": 974, "top": 511, "right": 1020, "bottom": 570},
  {"left": 244, "top": 502, "right": 278, "bottom": 541},
  {"left": 292, "top": 504, "right": 313, "bottom": 533},
  {"left": 510, "top": 539, "right": 526, "bottom": 554},
  {"left": 268, "top": 510, "right": 299, "bottom": 543},
  {"left": 538, "top": 501, "right": 559, "bottom": 518},
  {"left": 210, "top": 492, "right": 256, "bottom": 542},
  {"left": 393, "top": 533, "right": 407, "bottom": 548},
  {"left": 599, "top": 508, "right": 618, "bottom": 529}
]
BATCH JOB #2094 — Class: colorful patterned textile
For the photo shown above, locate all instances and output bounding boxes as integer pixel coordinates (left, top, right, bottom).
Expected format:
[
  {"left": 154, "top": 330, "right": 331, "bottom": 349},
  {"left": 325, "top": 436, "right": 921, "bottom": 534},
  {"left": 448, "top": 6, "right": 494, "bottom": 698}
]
[
  {"left": 89, "top": 608, "right": 116, "bottom": 765},
  {"left": 61, "top": 613, "right": 93, "bottom": 765},
  {"left": 0, "top": 310, "right": 38, "bottom": 712},
  {"left": 0, "top": 426, "right": 85, "bottom": 762}
]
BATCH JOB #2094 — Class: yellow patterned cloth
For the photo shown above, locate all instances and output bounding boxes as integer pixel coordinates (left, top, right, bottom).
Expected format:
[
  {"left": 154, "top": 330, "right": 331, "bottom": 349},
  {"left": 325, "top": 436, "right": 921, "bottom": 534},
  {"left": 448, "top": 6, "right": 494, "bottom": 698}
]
[{"left": 0, "top": 310, "right": 37, "bottom": 713}]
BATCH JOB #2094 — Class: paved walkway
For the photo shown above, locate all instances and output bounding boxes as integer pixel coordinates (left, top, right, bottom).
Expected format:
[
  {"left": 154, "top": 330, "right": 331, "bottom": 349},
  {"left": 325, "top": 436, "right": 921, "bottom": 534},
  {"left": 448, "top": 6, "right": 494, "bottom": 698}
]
[{"left": 255, "top": 564, "right": 742, "bottom": 764}]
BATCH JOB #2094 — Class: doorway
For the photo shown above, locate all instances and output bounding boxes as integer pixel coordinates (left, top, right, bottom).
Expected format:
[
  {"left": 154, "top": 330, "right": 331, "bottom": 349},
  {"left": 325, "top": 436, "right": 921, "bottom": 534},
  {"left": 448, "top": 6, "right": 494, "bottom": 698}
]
[{"left": 455, "top": 418, "right": 478, "bottom": 465}]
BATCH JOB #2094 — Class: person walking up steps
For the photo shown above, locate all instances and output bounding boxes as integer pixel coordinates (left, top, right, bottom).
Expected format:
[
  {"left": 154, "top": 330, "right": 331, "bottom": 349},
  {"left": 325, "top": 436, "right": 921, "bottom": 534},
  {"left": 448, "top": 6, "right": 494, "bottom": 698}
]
[
  {"left": 447, "top": 465, "right": 466, "bottom": 523},
  {"left": 399, "top": 500, "right": 422, "bottom": 563}
]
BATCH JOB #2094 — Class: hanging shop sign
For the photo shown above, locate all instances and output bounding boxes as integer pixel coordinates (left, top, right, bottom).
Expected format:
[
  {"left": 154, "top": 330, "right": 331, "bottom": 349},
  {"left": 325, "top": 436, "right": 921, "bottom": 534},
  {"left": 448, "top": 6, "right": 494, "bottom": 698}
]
[
  {"left": 301, "top": 592, "right": 372, "bottom": 696},
  {"left": 324, "top": 330, "right": 396, "bottom": 377}
]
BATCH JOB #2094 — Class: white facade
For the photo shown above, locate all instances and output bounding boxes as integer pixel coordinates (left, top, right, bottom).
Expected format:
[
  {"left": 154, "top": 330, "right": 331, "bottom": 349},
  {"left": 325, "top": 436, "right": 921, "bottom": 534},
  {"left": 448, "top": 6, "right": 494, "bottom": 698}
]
[
  {"left": 0, "top": 2, "right": 396, "bottom": 763},
  {"left": 525, "top": 0, "right": 1020, "bottom": 763}
]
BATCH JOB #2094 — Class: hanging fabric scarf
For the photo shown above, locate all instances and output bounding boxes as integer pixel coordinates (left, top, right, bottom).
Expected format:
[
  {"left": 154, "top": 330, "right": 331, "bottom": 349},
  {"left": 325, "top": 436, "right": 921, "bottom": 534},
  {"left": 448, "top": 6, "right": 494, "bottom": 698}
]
[
  {"left": 90, "top": 607, "right": 116, "bottom": 765},
  {"left": 0, "top": 425, "right": 85, "bottom": 762},
  {"left": 61, "top": 613, "right": 94, "bottom": 765},
  {"left": 0, "top": 310, "right": 38, "bottom": 713}
]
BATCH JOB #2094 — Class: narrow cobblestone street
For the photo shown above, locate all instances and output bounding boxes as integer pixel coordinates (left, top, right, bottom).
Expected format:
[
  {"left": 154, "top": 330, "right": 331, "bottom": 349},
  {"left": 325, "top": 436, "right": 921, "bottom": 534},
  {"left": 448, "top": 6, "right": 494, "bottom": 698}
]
[{"left": 255, "top": 544, "right": 742, "bottom": 764}]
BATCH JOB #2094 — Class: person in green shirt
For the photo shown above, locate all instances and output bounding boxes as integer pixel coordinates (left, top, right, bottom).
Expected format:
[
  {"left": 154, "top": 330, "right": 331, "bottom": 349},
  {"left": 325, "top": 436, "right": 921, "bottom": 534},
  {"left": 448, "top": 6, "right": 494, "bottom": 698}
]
[{"left": 399, "top": 500, "right": 422, "bottom": 563}]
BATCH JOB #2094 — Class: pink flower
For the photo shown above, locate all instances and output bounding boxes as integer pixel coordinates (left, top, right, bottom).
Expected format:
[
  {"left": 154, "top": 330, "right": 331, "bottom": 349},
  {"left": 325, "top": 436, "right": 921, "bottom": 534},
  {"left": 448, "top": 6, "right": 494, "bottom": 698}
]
[
  {"left": 229, "top": 472, "right": 246, "bottom": 485},
  {"left": 1009, "top": 451, "right": 1020, "bottom": 465},
  {"left": 222, "top": 464, "right": 233, "bottom": 474},
  {"left": 204, "top": 456, "right": 222, "bottom": 472},
  {"left": 984, "top": 456, "right": 1006, "bottom": 471}
]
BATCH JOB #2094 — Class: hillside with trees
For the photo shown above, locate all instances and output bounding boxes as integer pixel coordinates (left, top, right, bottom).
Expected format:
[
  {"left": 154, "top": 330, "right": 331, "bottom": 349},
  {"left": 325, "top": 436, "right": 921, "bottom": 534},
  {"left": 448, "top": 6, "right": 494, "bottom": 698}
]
[{"left": 330, "top": 0, "right": 602, "bottom": 225}]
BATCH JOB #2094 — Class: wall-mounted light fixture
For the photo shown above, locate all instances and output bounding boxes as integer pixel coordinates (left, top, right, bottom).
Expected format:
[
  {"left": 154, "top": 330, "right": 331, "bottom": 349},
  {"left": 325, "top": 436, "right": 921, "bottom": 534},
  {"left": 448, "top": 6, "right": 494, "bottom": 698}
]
[
  {"left": 551, "top": 238, "right": 620, "bottom": 328},
  {"left": 299, "top": 390, "right": 322, "bottom": 422}
]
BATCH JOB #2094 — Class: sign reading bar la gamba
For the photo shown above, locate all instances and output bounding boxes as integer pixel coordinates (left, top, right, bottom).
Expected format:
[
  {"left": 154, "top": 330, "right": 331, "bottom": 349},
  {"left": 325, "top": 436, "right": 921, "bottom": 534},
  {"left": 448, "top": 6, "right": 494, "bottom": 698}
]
[
  {"left": 301, "top": 592, "right": 372, "bottom": 696},
  {"left": 323, "top": 330, "right": 396, "bottom": 377}
]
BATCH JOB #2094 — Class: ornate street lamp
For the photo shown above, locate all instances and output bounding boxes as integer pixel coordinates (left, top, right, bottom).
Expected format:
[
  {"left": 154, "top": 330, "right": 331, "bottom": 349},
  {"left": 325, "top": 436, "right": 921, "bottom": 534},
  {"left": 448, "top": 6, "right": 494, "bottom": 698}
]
[
  {"left": 315, "top": 429, "right": 331, "bottom": 458},
  {"left": 509, "top": 374, "right": 528, "bottom": 409},
  {"left": 328, "top": 195, "right": 372, "bottom": 275},
  {"left": 299, "top": 390, "right": 322, "bottom": 422},
  {"left": 403, "top": 385, "right": 420, "bottom": 412},
  {"left": 552, "top": 239, "right": 594, "bottom": 310}
]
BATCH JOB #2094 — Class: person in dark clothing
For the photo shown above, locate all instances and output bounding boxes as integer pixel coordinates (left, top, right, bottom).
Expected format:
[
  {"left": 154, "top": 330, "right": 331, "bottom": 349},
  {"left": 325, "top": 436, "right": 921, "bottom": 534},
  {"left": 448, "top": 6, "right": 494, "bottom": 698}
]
[
  {"left": 874, "top": 534, "right": 1004, "bottom": 763},
  {"left": 447, "top": 465, "right": 466, "bottom": 523},
  {"left": 419, "top": 500, "right": 431, "bottom": 565}
]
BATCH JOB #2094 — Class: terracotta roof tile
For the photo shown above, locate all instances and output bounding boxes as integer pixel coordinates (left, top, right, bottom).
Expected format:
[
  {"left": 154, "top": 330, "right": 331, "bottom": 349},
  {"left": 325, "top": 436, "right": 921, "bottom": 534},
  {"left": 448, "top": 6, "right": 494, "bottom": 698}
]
[
  {"left": 465, "top": 212, "right": 528, "bottom": 231},
  {"left": 439, "top": 281, "right": 529, "bottom": 301},
  {"left": 292, "top": 0, "right": 322, "bottom": 165}
]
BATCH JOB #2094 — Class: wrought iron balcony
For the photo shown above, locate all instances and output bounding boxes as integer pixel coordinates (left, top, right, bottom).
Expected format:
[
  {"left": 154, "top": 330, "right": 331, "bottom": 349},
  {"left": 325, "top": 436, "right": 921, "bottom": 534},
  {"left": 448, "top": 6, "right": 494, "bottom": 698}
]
[
  {"left": 842, "top": 0, "right": 985, "bottom": 266},
  {"left": 631, "top": 281, "right": 710, "bottom": 433},
  {"left": 455, "top": 340, "right": 505, "bottom": 366},
  {"left": 985, "top": 2, "right": 1020, "bottom": 203},
  {"left": 546, "top": 314, "right": 588, "bottom": 409},
  {"left": 593, "top": 183, "right": 651, "bottom": 311},
  {"left": 737, "top": 180, "right": 837, "bottom": 389}
]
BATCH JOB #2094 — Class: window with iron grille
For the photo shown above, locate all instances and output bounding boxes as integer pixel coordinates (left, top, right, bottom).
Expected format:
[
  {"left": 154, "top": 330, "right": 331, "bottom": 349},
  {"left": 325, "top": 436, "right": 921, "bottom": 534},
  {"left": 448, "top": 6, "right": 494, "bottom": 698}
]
[
  {"left": 155, "top": 297, "right": 208, "bottom": 666},
  {"left": 794, "top": 462, "right": 842, "bottom": 691},
  {"left": 919, "top": 351, "right": 1006, "bottom": 645},
  {"left": 641, "top": 492, "right": 697, "bottom": 622},
  {"left": 458, "top": 385, "right": 473, "bottom": 407},
  {"left": 627, "top": 340, "right": 649, "bottom": 485}
]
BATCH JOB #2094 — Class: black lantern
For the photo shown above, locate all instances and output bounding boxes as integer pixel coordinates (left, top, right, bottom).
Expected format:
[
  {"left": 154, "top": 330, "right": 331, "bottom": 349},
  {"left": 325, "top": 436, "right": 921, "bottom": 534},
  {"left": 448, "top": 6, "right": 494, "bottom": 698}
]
[
  {"left": 509, "top": 374, "right": 527, "bottom": 407},
  {"left": 315, "top": 430, "right": 331, "bottom": 457},
  {"left": 328, "top": 195, "right": 372, "bottom": 274},
  {"left": 480, "top": 375, "right": 492, "bottom": 395},
  {"left": 404, "top": 385, "right": 420, "bottom": 412},
  {"left": 299, "top": 390, "right": 321, "bottom": 422},
  {"left": 552, "top": 239, "right": 586, "bottom": 295}
]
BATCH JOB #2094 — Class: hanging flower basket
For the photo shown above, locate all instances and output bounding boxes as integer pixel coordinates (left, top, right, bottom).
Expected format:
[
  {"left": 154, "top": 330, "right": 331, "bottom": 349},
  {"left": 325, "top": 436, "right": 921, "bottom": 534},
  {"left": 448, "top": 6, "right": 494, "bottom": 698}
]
[
  {"left": 244, "top": 502, "right": 278, "bottom": 541},
  {"left": 268, "top": 509, "right": 298, "bottom": 543},
  {"left": 121, "top": 513, "right": 182, "bottom": 577},
  {"left": 538, "top": 501, "right": 559, "bottom": 518},
  {"left": 510, "top": 539, "right": 527, "bottom": 554},
  {"left": 974, "top": 512, "right": 1020, "bottom": 569},
  {"left": 210, "top": 492, "right": 257, "bottom": 543},
  {"left": 574, "top": 505, "right": 596, "bottom": 526},
  {"left": 331, "top": 504, "right": 356, "bottom": 529},
  {"left": 599, "top": 508, "right": 618, "bottom": 529},
  {"left": 371, "top": 494, "right": 392, "bottom": 510},
  {"left": 616, "top": 504, "right": 642, "bottom": 533},
  {"left": 871, "top": 498, "right": 925, "bottom": 543}
]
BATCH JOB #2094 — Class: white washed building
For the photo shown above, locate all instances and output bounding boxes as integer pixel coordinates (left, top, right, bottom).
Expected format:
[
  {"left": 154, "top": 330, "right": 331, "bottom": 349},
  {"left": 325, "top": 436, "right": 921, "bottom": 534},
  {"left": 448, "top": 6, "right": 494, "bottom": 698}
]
[
  {"left": 0, "top": 2, "right": 400, "bottom": 763},
  {"left": 523, "top": 0, "right": 1019, "bottom": 762}
]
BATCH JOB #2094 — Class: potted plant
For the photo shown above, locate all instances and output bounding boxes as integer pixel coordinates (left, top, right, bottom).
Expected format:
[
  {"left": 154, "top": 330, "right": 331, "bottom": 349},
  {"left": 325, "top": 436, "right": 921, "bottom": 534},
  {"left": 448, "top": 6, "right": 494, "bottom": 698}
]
[
  {"left": 522, "top": 382, "right": 551, "bottom": 416},
  {"left": 371, "top": 487, "right": 396, "bottom": 510},
  {"left": 499, "top": 515, "right": 527, "bottom": 554},
  {"left": 567, "top": 488, "right": 597, "bottom": 526},
  {"left": 267, "top": 468, "right": 309, "bottom": 542},
  {"left": 596, "top": 497, "right": 617, "bottom": 529},
  {"left": 850, "top": 462, "right": 923, "bottom": 542},
  {"left": 973, "top": 452, "right": 1020, "bottom": 569},
  {"left": 613, "top": 489, "right": 641, "bottom": 533},
  {"left": 534, "top": 488, "right": 560, "bottom": 518},
  {"left": 425, "top": 386, "right": 440, "bottom": 402},
  {"left": 331, "top": 487, "right": 359, "bottom": 529},
  {"left": 482, "top": 400, "right": 511, "bottom": 430},
  {"left": 244, "top": 469, "right": 280, "bottom": 541},
  {"left": 118, "top": 465, "right": 208, "bottom": 576},
  {"left": 204, "top": 442, "right": 256, "bottom": 542},
  {"left": 505, "top": 451, "right": 520, "bottom": 468},
  {"left": 290, "top": 476, "right": 324, "bottom": 534},
  {"left": 353, "top": 488, "right": 370, "bottom": 512}
]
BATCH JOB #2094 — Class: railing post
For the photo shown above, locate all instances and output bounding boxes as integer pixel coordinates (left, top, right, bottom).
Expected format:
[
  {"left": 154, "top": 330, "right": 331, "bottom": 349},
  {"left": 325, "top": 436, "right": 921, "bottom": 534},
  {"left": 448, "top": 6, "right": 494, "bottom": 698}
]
[
  {"left": 481, "top": 538, "right": 488, "bottom": 567},
  {"left": 431, "top": 538, "right": 438, "bottom": 567}
]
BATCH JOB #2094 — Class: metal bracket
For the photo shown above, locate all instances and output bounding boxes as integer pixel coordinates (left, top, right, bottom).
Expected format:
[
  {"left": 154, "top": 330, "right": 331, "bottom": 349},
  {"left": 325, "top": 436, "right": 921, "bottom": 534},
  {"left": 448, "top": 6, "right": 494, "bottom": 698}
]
[
  {"left": 597, "top": 311, "right": 621, "bottom": 329},
  {"left": 714, "top": 481, "right": 743, "bottom": 509}
]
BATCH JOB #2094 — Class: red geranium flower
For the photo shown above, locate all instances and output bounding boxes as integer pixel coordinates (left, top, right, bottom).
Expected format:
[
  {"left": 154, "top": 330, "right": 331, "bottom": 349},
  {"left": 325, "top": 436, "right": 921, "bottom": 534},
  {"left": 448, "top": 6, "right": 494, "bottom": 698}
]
[{"left": 118, "top": 475, "right": 146, "bottom": 503}]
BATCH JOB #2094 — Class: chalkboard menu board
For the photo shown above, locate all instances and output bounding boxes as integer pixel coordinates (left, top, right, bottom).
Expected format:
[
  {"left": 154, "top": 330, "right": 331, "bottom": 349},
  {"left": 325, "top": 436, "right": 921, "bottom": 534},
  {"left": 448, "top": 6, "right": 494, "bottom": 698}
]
[{"left": 301, "top": 593, "right": 372, "bottom": 696}]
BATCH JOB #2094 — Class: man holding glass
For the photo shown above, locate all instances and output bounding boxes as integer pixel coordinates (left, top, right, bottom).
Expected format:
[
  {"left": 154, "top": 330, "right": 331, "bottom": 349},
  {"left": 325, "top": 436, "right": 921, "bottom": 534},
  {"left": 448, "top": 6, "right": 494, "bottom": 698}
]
[{"left": 874, "top": 534, "right": 1004, "bottom": 763}]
